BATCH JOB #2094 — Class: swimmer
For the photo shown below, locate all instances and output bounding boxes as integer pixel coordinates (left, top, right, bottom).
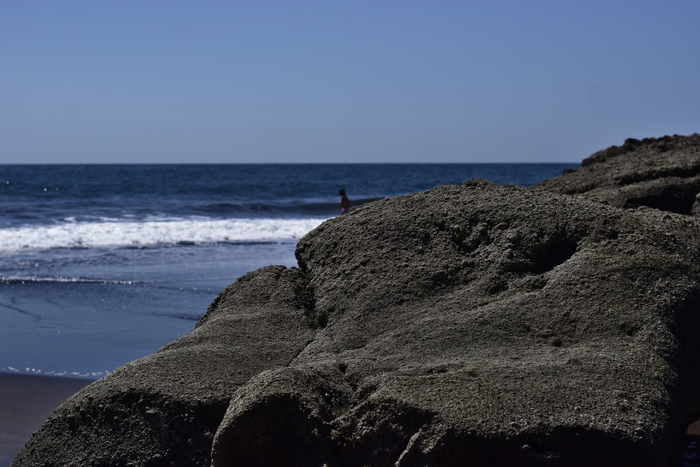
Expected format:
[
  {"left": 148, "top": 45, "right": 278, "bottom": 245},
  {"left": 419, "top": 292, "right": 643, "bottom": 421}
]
[{"left": 337, "top": 189, "right": 351, "bottom": 215}]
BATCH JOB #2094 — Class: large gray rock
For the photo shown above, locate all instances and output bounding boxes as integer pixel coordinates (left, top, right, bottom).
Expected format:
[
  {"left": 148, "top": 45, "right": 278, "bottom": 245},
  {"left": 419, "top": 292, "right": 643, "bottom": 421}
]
[
  {"left": 12, "top": 265, "right": 316, "bottom": 466},
  {"left": 13, "top": 181, "right": 700, "bottom": 466},
  {"left": 535, "top": 133, "right": 700, "bottom": 215}
]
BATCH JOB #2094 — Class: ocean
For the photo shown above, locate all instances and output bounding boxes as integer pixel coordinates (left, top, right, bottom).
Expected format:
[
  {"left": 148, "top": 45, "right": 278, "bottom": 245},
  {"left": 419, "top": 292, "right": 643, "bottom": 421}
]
[{"left": 0, "top": 163, "right": 576, "bottom": 379}]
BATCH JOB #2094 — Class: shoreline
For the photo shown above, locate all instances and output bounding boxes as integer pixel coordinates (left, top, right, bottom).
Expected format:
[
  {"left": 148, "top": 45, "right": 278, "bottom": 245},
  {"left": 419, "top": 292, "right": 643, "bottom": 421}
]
[{"left": 0, "top": 373, "right": 91, "bottom": 467}]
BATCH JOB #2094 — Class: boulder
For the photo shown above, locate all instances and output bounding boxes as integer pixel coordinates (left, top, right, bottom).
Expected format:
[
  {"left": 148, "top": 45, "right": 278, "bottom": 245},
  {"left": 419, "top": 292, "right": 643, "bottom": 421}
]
[
  {"left": 12, "top": 265, "right": 317, "bottom": 466},
  {"left": 13, "top": 180, "right": 700, "bottom": 466},
  {"left": 535, "top": 133, "right": 700, "bottom": 215}
]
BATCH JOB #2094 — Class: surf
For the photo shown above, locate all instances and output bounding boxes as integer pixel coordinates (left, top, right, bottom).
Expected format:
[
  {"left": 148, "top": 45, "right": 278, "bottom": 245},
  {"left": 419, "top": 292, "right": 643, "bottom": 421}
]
[{"left": 0, "top": 217, "right": 326, "bottom": 253}]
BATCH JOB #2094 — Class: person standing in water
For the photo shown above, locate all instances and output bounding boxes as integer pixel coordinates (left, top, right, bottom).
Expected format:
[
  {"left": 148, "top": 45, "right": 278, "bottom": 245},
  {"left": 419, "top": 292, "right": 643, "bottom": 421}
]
[{"left": 337, "top": 189, "right": 351, "bottom": 215}]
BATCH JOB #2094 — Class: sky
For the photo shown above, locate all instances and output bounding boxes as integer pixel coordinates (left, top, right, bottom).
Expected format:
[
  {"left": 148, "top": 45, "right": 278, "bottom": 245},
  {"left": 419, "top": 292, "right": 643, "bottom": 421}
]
[{"left": 1, "top": 1, "right": 699, "bottom": 164}]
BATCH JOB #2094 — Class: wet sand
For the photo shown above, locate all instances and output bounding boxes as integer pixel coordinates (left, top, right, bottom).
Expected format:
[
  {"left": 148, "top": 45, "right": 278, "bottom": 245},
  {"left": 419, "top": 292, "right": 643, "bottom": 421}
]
[{"left": 0, "top": 373, "right": 91, "bottom": 467}]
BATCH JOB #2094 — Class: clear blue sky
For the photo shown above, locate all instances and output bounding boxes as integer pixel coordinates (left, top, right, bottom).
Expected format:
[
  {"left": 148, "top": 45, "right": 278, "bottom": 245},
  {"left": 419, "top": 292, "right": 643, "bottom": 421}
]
[{"left": 1, "top": 1, "right": 698, "bottom": 163}]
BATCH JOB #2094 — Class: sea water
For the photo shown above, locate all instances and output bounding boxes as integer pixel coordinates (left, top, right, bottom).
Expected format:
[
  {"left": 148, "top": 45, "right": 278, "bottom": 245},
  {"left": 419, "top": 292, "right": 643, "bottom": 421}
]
[{"left": 0, "top": 163, "right": 575, "bottom": 378}]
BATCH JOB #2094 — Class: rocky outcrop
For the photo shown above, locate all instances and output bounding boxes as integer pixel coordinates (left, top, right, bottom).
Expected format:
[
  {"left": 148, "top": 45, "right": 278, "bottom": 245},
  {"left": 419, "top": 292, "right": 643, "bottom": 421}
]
[
  {"left": 535, "top": 133, "right": 700, "bottom": 215},
  {"left": 11, "top": 265, "right": 317, "bottom": 466},
  {"left": 13, "top": 180, "right": 700, "bottom": 466}
]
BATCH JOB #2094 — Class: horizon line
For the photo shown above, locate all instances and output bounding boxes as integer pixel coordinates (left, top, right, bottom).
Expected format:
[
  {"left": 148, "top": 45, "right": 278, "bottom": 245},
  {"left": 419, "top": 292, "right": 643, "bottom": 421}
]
[{"left": 0, "top": 161, "right": 581, "bottom": 166}]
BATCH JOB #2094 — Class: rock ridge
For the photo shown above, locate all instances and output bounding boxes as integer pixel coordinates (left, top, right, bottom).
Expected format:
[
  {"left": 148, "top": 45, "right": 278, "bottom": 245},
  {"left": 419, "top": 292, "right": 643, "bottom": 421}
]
[{"left": 535, "top": 133, "right": 700, "bottom": 215}]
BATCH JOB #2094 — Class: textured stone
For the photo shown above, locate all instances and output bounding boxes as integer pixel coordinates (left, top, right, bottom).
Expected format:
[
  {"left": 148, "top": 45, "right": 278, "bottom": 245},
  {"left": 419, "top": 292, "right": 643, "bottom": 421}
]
[
  {"left": 535, "top": 133, "right": 700, "bottom": 215},
  {"left": 13, "top": 181, "right": 700, "bottom": 467}
]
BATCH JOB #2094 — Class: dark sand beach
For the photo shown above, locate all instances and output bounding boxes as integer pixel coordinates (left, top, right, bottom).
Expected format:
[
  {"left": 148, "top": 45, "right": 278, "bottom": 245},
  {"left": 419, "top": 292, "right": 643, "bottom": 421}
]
[{"left": 0, "top": 373, "right": 91, "bottom": 467}]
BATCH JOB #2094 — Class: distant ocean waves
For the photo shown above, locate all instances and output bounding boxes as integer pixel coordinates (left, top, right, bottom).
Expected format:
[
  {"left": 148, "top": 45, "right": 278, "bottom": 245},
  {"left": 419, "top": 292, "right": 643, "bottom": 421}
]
[
  {"left": 191, "top": 200, "right": 363, "bottom": 217},
  {"left": 0, "top": 217, "right": 327, "bottom": 252}
]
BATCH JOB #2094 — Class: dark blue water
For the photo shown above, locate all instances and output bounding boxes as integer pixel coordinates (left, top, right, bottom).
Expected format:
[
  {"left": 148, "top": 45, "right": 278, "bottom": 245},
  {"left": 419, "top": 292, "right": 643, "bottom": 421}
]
[{"left": 0, "top": 164, "right": 571, "bottom": 227}]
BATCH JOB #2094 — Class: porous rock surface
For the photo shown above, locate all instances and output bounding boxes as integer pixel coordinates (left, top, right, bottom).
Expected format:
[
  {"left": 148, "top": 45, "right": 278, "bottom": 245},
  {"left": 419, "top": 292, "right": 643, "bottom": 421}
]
[
  {"left": 13, "top": 180, "right": 700, "bottom": 467},
  {"left": 535, "top": 133, "right": 700, "bottom": 215}
]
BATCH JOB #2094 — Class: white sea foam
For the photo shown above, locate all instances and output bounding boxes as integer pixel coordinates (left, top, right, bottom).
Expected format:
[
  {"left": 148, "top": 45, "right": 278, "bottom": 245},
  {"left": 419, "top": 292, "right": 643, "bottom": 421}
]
[
  {"left": 0, "top": 218, "right": 327, "bottom": 253},
  {"left": 0, "top": 276, "right": 134, "bottom": 284},
  {"left": 0, "top": 366, "right": 108, "bottom": 378}
]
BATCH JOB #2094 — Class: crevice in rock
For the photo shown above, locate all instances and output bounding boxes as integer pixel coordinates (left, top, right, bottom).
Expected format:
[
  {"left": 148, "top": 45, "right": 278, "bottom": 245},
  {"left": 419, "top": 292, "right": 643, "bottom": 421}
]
[
  {"left": 624, "top": 185, "right": 700, "bottom": 215},
  {"left": 212, "top": 393, "right": 333, "bottom": 466},
  {"left": 330, "top": 401, "right": 436, "bottom": 467},
  {"left": 395, "top": 427, "right": 427, "bottom": 466},
  {"left": 286, "top": 337, "right": 316, "bottom": 368},
  {"left": 614, "top": 167, "right": 700, "bottom": 186},
  {"left": 297, "top": 277, "right": 325, "bottom": 329},
  {"left": 526, "top": 236, "right": 579, "bottom": 275}
]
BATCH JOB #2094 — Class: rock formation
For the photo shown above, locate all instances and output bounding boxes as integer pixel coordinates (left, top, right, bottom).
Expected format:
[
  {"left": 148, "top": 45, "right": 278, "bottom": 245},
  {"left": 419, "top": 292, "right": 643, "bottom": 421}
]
[
  {"left": 535, "top": 133, "right": 700, "bottom": 215},
  {"left": 13, "top": 180, "right": 700, "bottom": 466}
]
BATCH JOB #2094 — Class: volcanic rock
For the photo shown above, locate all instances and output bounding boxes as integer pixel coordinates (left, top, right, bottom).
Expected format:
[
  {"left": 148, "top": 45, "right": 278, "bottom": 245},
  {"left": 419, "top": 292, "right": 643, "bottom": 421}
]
[
  {"left": 13, "top": 180, "right": 700, "bottom": 467},
  {"left": 535, "top": 133, "right": 700, "bottom": 215}
]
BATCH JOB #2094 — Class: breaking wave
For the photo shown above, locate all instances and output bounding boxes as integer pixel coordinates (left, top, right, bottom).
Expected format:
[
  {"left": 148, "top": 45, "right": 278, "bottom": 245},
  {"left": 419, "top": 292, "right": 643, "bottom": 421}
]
[{"left": 0, "top": 217, "right": 327, "bottom": 253}]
